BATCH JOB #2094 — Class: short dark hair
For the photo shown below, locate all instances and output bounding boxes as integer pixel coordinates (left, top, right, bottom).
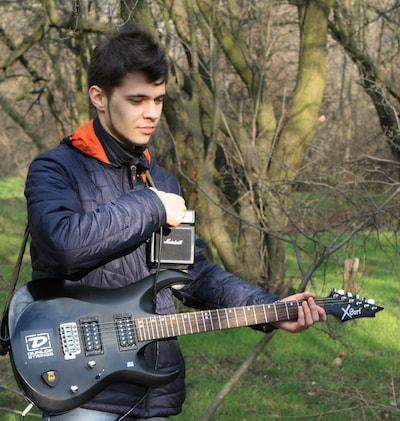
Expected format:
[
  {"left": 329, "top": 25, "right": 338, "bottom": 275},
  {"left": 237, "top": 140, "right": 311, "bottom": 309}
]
[{"left": 87, "top": 24, "right": 168, "bottom": 94}]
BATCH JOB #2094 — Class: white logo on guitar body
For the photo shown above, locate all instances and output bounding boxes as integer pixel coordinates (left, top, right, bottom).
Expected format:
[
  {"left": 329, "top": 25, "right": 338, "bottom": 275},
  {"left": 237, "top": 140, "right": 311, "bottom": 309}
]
[
  {"left": 341, "top": 304, "right": 362, "bottom": 320},
  {"left": 24, "top": 332, "right": 55, "bottom": 360}
]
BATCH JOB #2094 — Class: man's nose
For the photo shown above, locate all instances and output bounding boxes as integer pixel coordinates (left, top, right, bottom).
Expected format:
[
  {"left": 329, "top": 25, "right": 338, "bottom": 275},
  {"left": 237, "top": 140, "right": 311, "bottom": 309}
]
[{"left": 143, "top": 101, "right": 159, "bottom": 120}]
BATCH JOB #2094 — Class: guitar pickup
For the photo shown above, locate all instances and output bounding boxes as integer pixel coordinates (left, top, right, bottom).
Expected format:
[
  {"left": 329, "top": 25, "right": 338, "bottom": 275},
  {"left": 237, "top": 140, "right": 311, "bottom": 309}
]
[
  {"left": 114, "top": 313, "right": 137, "bottom": 351},
  {"left": 80, "top": 317, "right": 103, "bottom": 356}
]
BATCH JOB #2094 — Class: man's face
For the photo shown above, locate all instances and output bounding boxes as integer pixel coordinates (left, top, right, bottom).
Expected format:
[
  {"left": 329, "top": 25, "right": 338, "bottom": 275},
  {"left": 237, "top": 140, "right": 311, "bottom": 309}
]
[{"left": 93, "top": 71, "right": 166, "bottom": 148}]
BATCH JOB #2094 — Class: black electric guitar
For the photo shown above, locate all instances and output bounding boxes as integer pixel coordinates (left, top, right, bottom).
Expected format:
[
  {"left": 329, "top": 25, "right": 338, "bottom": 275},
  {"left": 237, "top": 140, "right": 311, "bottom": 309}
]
[{"left": 8, "top": 270, "right": 383, "bottom": 414}]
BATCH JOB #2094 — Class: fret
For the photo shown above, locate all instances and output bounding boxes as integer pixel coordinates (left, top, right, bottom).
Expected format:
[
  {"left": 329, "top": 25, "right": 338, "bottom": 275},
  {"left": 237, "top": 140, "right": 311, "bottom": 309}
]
[
  {"left": 290, "top": 300, "right": 300, "bottom": 319},
  {"left": 218, "top": 309, "right": 229, "bottom": 329},
  {"left": 136, "top": 320, "right": 143, "bottom": 341},
  {"left": 194, "top": 311, "right": 200, "bottom": 333},
  {"left": 159, "top": 318, "right": 165, "bottom": 338},
  {"left": 233, "top": 308, "right": 239, "bottom": 327},
  {"left": 251, "top": 307, "right": 258, "bottom": 324},
  {"left": 145, "top": 318, "right": 151, "bottom": 340},
  {"left": 273, "top": 303, "right": 278, "bottom": 321},
  {"left": 172, "top": 314, "right": 181, "bottom": 336},
  {"left": 148, "top": 318, "right": 154, "bottom": 339},
  {"left": 168, "top": 315, "right": 173, "bottom": 337},
  {"left": 167, "top": 314, "right": 174, "bottom": 336},
  {"left": 208, "top": 311, "right": 215, "bottom": 330},
  {"left": 224, "top": 309, "right": 230, "bottom": 328},
  {"left": 200, "top": 311, "right": 206, "bottom": 332},
  {"left": 209, "top": 311, "right": 215, "bottom": 330},
  {"left": 153, "top": 318, "right": 160, "bottom": 339},
  {"left": 181, "top": 314, "right": 187, "bottom": 335},
  {"left": 164, "top": 316, "right": 170, "bottom": 338},
  {"left": 216, "top": 309, "right": 222, "bottom": 329},
  {"left": 249, "top": 306, "right": 257, "bottom": 325},
  {"left": 152, "top": 318, "right": 157, "bottom": 339},
  {"left": 201, "top": 311, "right": 213, "bottom": 331},
  {"left": 207, "top": 311, "right": 214, "bottom": 330},
  {"left": 159, "top": 316, "right": 165, "bottom": 338},
  {"left": 242, "top": 307, "right": 248, "bottom": 325},
  {"left": 143, "top": 319, "right": 148, "bottom": 340},
  {"left": 252, "top": 306, "right": 258, "bottom": 325},
  {"left": 262, "top": 304, "right": 269, "bottom": 324},
  {"left": 186, "top": 314, "right": 193, "bottom": 334},
  {"left": 205, "top": 311, "right": 212, "bottom": 330},
  {"left": 157, "top": 319, "right": 162, "bottom": 338},
  {"left": 284, "top": 302, "right": 290, "bottom": 320}
]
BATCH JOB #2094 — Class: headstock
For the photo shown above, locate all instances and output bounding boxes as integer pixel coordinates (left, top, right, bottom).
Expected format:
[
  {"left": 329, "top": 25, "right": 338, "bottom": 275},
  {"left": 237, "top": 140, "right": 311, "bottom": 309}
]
[{"left": 323, "top": 288, "right": 384, "bottom": 322}]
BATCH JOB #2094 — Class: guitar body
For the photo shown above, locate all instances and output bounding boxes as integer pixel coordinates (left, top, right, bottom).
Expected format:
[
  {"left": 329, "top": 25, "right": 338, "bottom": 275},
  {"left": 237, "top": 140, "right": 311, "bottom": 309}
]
[{"left": 8, "top": 270, "right": 192, "bottom": 414}]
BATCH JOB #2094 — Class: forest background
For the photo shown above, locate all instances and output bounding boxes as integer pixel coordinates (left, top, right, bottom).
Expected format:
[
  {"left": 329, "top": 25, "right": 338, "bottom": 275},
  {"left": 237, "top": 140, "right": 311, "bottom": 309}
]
[{"left": 0, "top": 0, "right": 400, "bottom": 420}]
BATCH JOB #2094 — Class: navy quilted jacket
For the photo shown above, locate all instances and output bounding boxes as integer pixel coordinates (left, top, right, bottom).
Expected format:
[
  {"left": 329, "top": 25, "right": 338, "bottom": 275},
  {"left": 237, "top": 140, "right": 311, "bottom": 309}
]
[{"left": 24, "top": 118, "right": 279, "bottom": 417}]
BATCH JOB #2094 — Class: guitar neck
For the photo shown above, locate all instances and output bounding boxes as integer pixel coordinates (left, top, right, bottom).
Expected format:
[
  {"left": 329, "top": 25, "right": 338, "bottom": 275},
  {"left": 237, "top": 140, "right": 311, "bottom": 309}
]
[{"left": 135, "top": 299, "right": 307, "bottom": 342}]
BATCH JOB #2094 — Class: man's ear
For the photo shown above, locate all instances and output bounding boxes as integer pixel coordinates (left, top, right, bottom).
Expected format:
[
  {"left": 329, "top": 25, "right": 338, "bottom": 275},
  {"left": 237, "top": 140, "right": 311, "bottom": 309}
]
[{"left": 88, "top": 85, "right": 107, "bottom": 111}]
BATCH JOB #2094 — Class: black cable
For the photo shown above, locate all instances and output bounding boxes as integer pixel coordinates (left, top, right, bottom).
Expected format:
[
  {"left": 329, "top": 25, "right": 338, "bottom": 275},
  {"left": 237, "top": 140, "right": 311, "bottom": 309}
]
[
  {"left": 153, "top": 225, "right": 164, "bottom": 311},
  {"left": 114, "top": 387, "right": 151, "bottom": 421}
]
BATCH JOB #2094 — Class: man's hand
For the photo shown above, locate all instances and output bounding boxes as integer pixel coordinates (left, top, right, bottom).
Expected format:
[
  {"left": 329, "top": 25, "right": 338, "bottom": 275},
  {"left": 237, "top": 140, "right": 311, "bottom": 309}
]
[
  {"left": 273, "top": 292, "right": 327, "bottom": 333},
  {"left": 156, "top": 190, "right": 187, "bottom": 229}
]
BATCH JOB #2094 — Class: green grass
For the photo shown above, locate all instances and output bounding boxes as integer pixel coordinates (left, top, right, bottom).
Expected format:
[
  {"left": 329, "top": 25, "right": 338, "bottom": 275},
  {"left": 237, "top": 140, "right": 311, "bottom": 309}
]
[{"left": 0, "top": 176, "right": 399, "bottom": 420}]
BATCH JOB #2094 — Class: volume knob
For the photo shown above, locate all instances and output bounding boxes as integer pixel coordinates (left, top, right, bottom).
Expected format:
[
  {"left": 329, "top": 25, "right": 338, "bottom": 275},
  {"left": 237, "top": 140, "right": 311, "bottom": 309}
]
[
  {"left": 87, "top": 360, "right": 96, "bottom": 369},
  {"left": 70, "top": 385, "right": 79, "bottom": 394}
]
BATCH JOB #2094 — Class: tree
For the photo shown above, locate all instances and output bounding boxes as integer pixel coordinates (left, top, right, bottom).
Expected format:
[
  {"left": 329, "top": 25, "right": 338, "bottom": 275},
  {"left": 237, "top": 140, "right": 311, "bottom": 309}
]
[{"left": 329, "top": 0, "right": 400, "bottom": 162}]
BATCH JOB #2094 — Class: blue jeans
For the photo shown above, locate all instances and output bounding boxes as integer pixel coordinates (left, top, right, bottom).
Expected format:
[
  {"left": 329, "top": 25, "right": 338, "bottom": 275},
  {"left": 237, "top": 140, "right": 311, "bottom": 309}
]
[{"left": 42, "top": 407, "right": 169, "bottom": 420}]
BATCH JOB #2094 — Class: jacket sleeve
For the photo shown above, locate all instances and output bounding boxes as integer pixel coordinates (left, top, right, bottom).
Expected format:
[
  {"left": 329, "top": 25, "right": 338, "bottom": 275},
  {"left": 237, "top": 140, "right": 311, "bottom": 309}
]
[
  {"left": 174, "top": 237, "right": 279, "bottom": 310},
  {"left": 25, "top": 148, "right": 168, "bottom": 277}
]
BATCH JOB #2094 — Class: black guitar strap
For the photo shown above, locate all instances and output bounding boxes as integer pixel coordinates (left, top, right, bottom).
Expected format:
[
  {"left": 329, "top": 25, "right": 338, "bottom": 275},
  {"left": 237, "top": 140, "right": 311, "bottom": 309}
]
[
  {"left": 144, "top": 169, "right": 155, "bottom": 189},
  {"left": 0, "top": 223, "right": 30, "bottom": 355}
]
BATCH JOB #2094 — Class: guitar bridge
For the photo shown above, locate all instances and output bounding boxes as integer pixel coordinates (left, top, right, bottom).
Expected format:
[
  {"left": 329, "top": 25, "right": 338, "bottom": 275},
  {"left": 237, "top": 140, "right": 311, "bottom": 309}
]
[
  {"left": 114, "top": 313, "right": 137, "bottom": 351},
  {"left": 80, "top": 317, "right": 103, "bottom": 356},
  {"left": 59, "top": 322, "right": 81, "bottom": 360}
]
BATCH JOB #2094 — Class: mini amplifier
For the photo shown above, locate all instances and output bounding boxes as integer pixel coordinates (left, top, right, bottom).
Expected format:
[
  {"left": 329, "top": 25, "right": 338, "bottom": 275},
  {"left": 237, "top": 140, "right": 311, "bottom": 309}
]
[{"left": 148, "top": 210, "right": 195, "bottom": 269}]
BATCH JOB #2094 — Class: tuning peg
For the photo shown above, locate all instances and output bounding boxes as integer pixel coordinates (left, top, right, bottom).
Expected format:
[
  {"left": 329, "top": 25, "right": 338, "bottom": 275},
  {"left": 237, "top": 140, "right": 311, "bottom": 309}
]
[
  {"left": 364, "top": 298, "right": 377, "bottom": 309},
  {"left": 346, "top": 292, "right": 353, "bottom": 297},
  {"left": 337, "top": 289, "right": 344, "bottom": 295}
]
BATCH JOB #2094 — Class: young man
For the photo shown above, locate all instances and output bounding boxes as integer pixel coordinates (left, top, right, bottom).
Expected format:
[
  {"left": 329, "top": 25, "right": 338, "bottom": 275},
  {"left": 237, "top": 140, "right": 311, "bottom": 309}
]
[{"left": 24, "top": 24, "right": 326, "bottom": 420}]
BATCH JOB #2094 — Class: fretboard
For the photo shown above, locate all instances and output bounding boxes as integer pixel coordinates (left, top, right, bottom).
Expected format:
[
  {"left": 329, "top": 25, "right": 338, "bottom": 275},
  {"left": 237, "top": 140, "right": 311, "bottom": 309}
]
[{"left": 134, "top": 300, "right": 304, "bottom": 342}]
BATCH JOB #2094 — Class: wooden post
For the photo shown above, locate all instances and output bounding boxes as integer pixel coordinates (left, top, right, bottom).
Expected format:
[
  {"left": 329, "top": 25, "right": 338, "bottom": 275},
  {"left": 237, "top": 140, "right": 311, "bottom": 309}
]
[{"left": 343, "top": 257, "right": 359, "bottom": 294}]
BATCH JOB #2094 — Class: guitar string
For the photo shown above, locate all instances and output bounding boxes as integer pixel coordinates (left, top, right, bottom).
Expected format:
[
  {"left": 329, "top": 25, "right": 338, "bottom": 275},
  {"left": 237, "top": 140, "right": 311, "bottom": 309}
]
[
  {"left": 67, "top": 297, "right": 372, "bottom": 345},
  {"left": 73, "top": 297, "right": 369, "bottom": 335},
  {"left": 72, "top": 296, "right": 370, "bottom": 335}
]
